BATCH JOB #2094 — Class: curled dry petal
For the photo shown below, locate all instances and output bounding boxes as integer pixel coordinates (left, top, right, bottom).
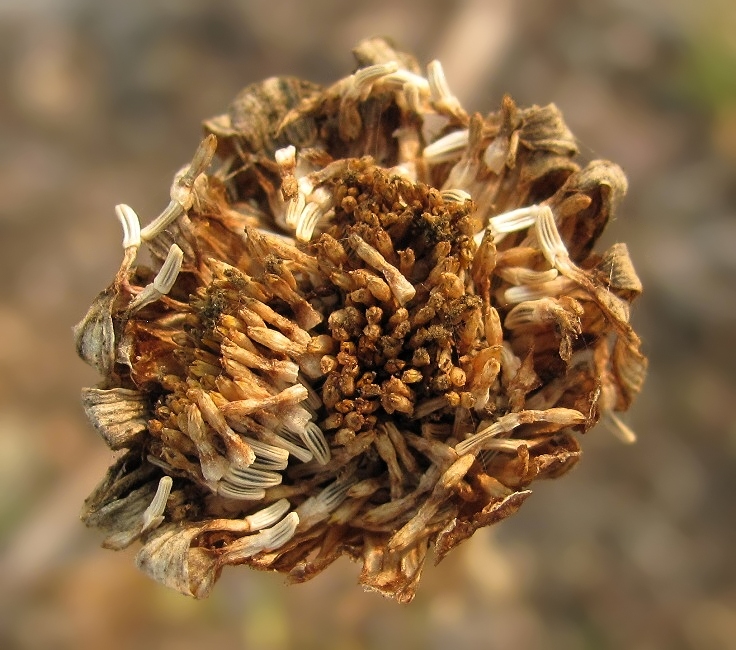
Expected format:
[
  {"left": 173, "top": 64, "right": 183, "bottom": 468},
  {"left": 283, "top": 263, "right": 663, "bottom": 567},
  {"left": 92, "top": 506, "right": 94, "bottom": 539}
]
[
  {"left": 135, "top": 523, "right": 221, "bottom": 599},
  {"left": 76, "top": 37, "right": 646, "bottom": 602},
  {"left": 73, "top": 290, "right": 117, "bottom": 377},
  {"left": 81, "top": 387, "right": 149, "bottom": 450}
]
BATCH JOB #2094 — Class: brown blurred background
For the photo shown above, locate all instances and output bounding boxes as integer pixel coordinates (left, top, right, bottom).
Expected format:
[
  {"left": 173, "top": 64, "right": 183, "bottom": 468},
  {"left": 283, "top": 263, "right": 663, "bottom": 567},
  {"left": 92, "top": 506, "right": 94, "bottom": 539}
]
[{"left": 1, "top": 0, "right": 735, "bottom": 648}]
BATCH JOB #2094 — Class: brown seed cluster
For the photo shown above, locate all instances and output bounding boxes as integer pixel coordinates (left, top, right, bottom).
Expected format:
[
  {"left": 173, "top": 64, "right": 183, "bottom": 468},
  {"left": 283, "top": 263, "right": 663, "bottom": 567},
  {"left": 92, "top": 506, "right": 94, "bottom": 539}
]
[{"left": 75, "top": 38, "right": 646, "bottom": 602}]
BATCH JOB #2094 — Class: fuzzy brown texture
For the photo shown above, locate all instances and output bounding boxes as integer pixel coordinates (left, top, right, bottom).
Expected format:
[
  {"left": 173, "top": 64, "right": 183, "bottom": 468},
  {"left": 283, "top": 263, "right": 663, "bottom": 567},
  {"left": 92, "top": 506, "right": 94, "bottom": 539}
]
[{"left": 75, "top": 38, "right": 646, "bottom": 602}]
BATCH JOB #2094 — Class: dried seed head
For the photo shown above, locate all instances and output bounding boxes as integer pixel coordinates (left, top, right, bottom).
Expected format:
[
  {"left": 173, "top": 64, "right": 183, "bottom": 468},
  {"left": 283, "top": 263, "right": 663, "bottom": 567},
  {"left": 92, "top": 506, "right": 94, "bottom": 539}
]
[{"left": 76, "top": 37, "right": 646, "bottom": 603}]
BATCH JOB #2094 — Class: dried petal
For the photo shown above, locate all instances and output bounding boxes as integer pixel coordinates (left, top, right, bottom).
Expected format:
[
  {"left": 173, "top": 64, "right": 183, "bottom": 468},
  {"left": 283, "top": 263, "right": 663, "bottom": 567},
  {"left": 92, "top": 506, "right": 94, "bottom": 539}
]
[
  {"left": 81, "top": 387, "right": 149, "bottom": 449},
  {"left": 73, "top": 290, "right": 117, "bottom": 376}
]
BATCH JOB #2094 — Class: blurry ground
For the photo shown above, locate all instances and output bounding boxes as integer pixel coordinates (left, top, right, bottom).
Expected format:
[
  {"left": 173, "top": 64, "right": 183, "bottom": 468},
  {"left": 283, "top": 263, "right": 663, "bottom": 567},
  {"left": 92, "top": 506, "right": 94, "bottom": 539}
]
[{"left": 1, "top": 1, "right": 735, "bottom": 649}]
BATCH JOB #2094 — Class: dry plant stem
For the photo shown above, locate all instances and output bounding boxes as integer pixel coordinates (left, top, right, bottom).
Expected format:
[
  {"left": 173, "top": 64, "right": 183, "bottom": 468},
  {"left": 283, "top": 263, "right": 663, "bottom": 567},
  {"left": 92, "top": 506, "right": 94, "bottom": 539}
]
[{"left": 75, "top": 37, "right": 646, "bottom": 602}]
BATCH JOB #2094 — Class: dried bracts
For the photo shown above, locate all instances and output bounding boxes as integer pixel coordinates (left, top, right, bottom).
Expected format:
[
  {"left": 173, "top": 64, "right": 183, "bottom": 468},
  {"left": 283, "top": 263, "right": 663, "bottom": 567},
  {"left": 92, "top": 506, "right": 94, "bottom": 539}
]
[{"left": 75, "top": 37, "right": 646, "bottom": 602}]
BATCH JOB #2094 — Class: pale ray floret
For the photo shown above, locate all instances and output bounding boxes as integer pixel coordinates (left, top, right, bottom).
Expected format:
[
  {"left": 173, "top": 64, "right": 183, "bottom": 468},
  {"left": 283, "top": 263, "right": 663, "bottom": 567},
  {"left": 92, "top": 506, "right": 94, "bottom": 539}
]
[
  {"left": 242, "top": 498, "right": 292, "bottom": 531},
  {"left": 217, "top": 482, "right": 266, "bottom": 501},
  {"left": 242, "top": 437, "right": 290, "bottom": 470},
  {"left": 400, "top": 80, "right": 423, "bottom": 114},
  {"left": 219, "top": 512, "right": 300, "bottom": 562},
  {"left": 94, "top": 478, "right": 176, "bottom": 551},
  {"left": 299, "top": 421, "right": 331, "bottom": 465},
  {"left": 382, "top": 67, "right": 431, "bottom": 99},
  {"left": 224, "top": 465, "right": 283, "bottom": 489},
  {"left": 285, "top": 191, "right": 306, "bottom": 229},
  {"left": 268, "top": 427, "right": 315, "bottom": 463},
  {"left": 346, "top": 61, "right": 400, "bottom": 100},
  {"left": 502, "top": 276, "right": 577, "bottom": 304},
  {"left": 141, "top": 476, "right": 173, "bottom": 533},
  {"left": 127, "top": 244, "right": 184, "bottom": 312},
  {"left": 475, "top": 437, "right": 551, "bottom": 454},
  {"left": 503, "top": 297, "right": 583, "bottom": 354},
  {"left": 423, "top": 128, "right": 469, "bottom": 162},
  {"left": 496, "top": 266, "right": 559, "bottom": 286},
  {"left": 488, "top": 204, "right": 543, "bottom": 239},
  {"left": 440, "top": 188, "right": 472, "bottom": 203},
  {"left": 296, "top": 477, "right": 356, "bottom": 530},
  {"left": 454, "top": 408, "right": 587, "bottom": 456},
  {"left": 272, "top": 144, "right": 299, "bottom": 227},
  {"left": 260, "top": 512, "right": 300, "bottom": 551},
  {"left": 280, "top": 168, "right": 316, "bottom": 230},
  {"left": 140, "top": 134, "right": 217, "bottom": 240},
  {"left": 427, "top": 59, "right": 464, "bottom": 118},
  {"left": 504, "top": 298, "right": 558, "bottom": 329},
  {"left": 534, "top": 205, "right": 569, "bottom": 269},
  {"left": 295, "top": 186, "right": 333, "bottom": 242},
  {"left": 197, "top": 499, "right": 292, "bottom": 534},
  {"left": 274, "top": 144, "right": 296, "bottom": 172},
  {"left": 535, "top": 206, "right": 636, "bottom": 329},
  {"left": 115, "top": 203, "right": 141, "bottom": 250},
  {"left": 140, "top": 201, "right": 183, "bottom": 242}
]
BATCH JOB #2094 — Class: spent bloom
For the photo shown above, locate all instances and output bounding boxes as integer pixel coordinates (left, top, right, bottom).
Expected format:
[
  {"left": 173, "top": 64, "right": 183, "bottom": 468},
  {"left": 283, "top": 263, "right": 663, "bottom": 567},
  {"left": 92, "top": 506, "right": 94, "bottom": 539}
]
[{"left": 75, "top": 38, "right": 646, "bottom": 602}]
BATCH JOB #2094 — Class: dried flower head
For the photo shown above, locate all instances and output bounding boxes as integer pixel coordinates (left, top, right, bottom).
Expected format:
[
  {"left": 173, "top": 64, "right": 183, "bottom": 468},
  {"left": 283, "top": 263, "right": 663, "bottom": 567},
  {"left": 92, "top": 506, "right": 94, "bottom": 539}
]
[{"left": 75, "top": 38, "right": 646, "bottom": 602}]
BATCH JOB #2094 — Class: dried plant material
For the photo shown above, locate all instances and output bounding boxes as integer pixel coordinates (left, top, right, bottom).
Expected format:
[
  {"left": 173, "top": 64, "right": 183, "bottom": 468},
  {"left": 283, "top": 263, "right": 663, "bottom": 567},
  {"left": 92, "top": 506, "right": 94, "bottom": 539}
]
[
  {"left": 81, "top": 387, "right": 149, "bottom": 450},
  {"left": 75, "top": 37, "right": 646, "bottom": 603}
]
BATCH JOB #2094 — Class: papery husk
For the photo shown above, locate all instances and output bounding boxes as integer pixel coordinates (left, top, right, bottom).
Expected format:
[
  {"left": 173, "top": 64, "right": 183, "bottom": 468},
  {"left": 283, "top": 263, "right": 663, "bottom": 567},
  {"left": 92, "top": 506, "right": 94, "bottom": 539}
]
[{"left": 81, "top": 387, "right": 149, "bottom": 449}]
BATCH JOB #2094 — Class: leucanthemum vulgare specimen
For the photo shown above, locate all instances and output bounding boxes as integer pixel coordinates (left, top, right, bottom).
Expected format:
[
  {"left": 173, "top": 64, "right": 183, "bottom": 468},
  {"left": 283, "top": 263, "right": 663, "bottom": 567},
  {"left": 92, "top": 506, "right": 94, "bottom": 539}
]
[{"left": 75, "top": 38, "right": 646, "bottom": 602}]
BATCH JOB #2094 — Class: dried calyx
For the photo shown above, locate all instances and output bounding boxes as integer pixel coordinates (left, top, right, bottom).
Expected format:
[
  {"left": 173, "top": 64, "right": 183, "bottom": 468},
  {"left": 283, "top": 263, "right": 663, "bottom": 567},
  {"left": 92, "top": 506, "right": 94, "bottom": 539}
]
[{"left": 76, "top": 38, "right": 646, "bottom": 602}]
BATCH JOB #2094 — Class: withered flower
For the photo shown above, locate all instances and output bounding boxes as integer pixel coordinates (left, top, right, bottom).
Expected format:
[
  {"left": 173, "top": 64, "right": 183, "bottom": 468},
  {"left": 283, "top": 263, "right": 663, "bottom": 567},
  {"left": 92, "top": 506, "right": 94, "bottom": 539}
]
[{"left": 75, "top": 38, "right": 646, "bottom": 602}]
